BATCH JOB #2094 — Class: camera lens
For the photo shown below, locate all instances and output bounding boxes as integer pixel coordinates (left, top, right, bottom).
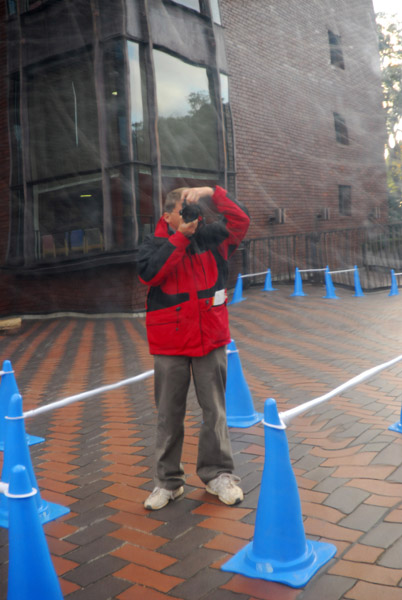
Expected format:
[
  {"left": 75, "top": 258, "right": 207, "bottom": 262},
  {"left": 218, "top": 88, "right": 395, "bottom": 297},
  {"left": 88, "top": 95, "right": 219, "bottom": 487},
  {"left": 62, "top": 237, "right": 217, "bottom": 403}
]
[{"left": 180, "top": 202, "right": 202, "bottom": 223}]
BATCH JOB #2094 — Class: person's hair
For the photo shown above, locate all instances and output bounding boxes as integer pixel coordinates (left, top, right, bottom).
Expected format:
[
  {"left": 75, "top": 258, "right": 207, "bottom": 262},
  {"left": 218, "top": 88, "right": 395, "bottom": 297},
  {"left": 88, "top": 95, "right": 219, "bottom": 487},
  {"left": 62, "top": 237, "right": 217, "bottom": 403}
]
[{"left": 164, "top": 188, "right": 187, "bottom": 213}]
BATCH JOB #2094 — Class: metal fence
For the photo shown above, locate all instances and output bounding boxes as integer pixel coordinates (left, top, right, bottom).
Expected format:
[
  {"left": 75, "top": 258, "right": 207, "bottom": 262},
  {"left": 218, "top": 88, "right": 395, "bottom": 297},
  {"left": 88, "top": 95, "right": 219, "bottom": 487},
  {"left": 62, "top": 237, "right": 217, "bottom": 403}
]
[{"left": 237, "top": 222, "right": 402, "bottom": 291}]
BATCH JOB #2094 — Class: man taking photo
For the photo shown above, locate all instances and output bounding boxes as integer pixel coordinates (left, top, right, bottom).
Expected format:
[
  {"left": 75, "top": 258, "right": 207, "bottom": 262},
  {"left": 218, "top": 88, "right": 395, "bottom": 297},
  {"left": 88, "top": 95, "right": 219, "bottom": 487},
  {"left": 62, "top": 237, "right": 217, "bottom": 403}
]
[{"left": 138, "top": 185, "right": 250, "bottom": 510}]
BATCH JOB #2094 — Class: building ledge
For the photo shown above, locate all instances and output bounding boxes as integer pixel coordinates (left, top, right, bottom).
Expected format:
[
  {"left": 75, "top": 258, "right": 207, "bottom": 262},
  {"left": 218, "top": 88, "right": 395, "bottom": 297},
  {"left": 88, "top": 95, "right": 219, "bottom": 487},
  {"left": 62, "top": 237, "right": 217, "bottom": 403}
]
[{"left": 1, "top": 250, "right": 139, "bottom": 276}]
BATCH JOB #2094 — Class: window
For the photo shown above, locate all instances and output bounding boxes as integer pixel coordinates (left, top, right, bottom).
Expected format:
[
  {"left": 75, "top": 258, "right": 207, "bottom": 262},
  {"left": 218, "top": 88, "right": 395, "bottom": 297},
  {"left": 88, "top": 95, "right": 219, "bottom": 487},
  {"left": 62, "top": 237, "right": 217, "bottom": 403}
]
[
  {"left": 7, "top": 5, "right": 233, "bottom": 265},
  {"left": 104, "top": 41, "right": 129, "bottom": 165},
  {"left": 210, "top": 0, "right": 221, "bottom": 24},
  {"left": 104, "top": 40, "right": 151, "bottom": 246},
  {"left": 105, "top": 40, "right": 150, "bottom": 165},
  {"left": 153, "top": 50, "right": 219, "bottom": 171},
  {"left": 32, "top": 175, "right": 104, "bottom": 260},
  {"left": 339, "top": 185, "right": 351, "bottom": 216},
  {"left": 9, "top": 74, "right": 23, "bottom": 187},
  {"left": 333, "top": 112, "right": 349, "bottom": 145},
  {"left": 25, "top": 51, "right": 104, "bottom": 261},
  {"left": 328, "top": 30, "right": 345, "bottom": 69},
  {"left": 220, "top": 73, "right": 235, "bottom": 194},
  {"left": 172, "top": 0, "right": 200, "bottom": 10},
  {"left": 170, "top": 0, "right": 221, "bottom": 23},
  {"left": 7, "top": 0, "right": 17, "bottom": 16},
  {"left": 128, "top": 42, "right": 150, "bottom": 163},
  {"left": 27, "top": 51, "right": 100, "bottom": 180}
]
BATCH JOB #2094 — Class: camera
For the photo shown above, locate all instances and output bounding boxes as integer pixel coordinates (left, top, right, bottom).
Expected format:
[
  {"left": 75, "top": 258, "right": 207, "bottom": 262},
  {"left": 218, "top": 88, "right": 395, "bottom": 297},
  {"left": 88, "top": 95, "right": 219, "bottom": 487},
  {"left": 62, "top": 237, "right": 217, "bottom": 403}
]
[{"left": 179, "top": 201, "right": 203, "bottom": 223}]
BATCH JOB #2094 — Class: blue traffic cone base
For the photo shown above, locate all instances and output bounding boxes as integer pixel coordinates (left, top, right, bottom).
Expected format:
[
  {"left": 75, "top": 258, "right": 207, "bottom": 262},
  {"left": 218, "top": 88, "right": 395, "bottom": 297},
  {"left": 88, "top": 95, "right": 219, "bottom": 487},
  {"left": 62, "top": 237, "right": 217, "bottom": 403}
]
[
  {"left": 0, "top": 499, "right": 70, "bottom": 529},
  {"left": 0, "top": 433, "right": 44, "bottom": 452},
  {"left": 389, "top": 421, "right": 402, "bottom": 434},
  {"left": 222, "top": 538, "right": 336, "bottom": 588},
  {"left": 227, "top": 412, "right": 263, "bottom": 428}
]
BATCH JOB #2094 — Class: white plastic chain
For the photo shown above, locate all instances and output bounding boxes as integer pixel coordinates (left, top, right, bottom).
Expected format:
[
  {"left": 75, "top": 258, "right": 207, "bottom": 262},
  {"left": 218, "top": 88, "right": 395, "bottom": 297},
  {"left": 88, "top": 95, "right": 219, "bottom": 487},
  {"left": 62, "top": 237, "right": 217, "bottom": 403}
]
[
  {"left": 0, "top": 480, "right": 38, "bottom": 498},
  {"left": 262, "top": 419, "right": 287, "bottom": 430}
]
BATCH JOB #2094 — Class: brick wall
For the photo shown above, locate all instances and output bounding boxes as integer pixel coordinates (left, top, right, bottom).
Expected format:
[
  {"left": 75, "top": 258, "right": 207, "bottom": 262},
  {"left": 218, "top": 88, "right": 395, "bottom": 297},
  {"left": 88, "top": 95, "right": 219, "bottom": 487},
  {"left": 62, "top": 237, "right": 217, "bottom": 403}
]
[
  {"left": 0, "top": 264, "right": 147, "bottom": 315},
  {"left": 220, "top": 0, "right": 387, "bottom": 239}
]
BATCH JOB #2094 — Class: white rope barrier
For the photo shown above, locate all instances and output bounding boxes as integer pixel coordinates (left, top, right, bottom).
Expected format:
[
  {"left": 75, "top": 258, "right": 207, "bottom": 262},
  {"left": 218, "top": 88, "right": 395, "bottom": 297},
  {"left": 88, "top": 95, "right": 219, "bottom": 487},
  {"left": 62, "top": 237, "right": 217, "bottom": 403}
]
[
  {"left": 279, "top": 353, "right": 402, "bottom": 428},
  {"left": 394, "top": 272, "right": 402, "bottom": 276},
  {"left": 236, "top": 266, "right": 360, "bottom": 280},
  {"left": 327, "top": 268, "right": 355, "bottom": 275},
  {"left": 298, "top": 268, "right": 327, "bottom": 273},
  {"left": 20, "top": 346, "right": 237, "bottom": 420},
  {"left": 241, "top": 270, "right": 269, "bottom": 278},
  {"left": 23, "top": 369, "right": 155, "bottom": 420}
]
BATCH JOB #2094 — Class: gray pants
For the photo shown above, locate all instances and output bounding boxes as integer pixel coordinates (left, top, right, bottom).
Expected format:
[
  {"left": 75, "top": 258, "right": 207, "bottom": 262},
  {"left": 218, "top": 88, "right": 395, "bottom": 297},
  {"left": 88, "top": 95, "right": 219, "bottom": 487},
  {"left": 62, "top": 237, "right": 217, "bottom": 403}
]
[{"left": 153, "top": 346, "right": 234, "bottom": 490}]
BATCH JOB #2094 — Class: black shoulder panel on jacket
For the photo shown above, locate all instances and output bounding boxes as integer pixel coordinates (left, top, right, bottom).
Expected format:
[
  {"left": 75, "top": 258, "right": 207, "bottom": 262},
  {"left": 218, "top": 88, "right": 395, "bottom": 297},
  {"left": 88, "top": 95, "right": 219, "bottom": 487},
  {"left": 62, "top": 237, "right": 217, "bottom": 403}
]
[{"left": 137, "top": 235, "right": 176, "bottom": 283}]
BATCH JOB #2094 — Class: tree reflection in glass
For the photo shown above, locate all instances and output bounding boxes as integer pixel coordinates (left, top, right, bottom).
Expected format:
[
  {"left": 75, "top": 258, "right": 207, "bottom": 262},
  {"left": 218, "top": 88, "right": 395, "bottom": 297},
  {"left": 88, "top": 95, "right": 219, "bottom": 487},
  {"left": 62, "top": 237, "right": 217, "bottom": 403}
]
[
  {"left": 153, "top": 50, "right": 219, "bottom": 171},
  {"left": 128, "top": 42, "right": 150, "bottom": 163}
]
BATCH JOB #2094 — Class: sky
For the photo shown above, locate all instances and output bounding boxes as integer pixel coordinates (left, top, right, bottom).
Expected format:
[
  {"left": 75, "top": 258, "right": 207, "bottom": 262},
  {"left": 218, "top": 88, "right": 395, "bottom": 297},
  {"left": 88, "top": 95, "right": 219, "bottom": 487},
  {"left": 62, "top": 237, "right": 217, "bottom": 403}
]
[{"left": 372, "top": 0, "right": 402, "bottom": 18}]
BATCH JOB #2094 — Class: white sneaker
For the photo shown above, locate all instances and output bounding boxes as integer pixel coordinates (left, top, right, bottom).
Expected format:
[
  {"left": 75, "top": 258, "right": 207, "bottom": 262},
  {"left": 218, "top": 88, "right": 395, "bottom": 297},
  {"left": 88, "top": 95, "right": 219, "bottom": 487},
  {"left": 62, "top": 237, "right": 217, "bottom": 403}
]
[
  {"left": 144, "top": 486, "right": 184, "bottom": 510},
  {"left": 206, "top": 473, "right": 244, "bottom": 505}
]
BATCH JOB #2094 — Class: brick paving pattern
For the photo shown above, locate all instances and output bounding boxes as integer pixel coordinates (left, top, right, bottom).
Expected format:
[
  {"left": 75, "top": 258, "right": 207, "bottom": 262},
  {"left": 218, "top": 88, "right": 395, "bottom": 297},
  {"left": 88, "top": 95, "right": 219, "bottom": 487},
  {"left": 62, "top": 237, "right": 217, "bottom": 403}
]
[{"left": 1, "top": 283, "right": 402, "bottom": 599}]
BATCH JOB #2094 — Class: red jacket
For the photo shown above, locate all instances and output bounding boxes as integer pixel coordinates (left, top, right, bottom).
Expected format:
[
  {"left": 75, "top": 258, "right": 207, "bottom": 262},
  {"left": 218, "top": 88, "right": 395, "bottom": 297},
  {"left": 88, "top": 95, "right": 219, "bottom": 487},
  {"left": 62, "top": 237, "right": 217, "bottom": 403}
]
[{"left": 138, "top": 186, "right": 250, "bottom": 356}]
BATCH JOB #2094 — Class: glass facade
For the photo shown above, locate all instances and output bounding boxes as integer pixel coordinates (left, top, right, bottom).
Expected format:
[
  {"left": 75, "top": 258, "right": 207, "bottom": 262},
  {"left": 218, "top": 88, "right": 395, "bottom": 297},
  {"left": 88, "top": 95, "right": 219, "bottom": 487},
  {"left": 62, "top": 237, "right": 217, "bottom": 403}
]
[
  {"left": 154, "top": 50, "right": 219, "bottom": 171},
  {"left": 6, "top": 0, "right": 232, "bottom": 266},
  {"left": 28, "top": 53, "right": 100, "bottom": 181}
]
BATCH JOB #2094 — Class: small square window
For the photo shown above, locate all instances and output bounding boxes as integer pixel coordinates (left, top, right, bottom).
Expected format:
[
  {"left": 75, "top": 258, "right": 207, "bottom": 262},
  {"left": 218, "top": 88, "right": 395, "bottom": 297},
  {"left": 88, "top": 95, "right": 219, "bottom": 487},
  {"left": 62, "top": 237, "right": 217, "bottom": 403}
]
[
  {"left": 333, "top": 112, "right": 349, "bottom": 145},
  {"left": 172, "top": 0, "right": 200, "bottom": 10},
  {"left": 339, "top": 185, "right": 352, "bottom": 216},
  {"left": 328, "top": 30, "right": 345, "bottom": 69},
  {"left": 7, "top": 0, "right": 17, "bottom": 15}
]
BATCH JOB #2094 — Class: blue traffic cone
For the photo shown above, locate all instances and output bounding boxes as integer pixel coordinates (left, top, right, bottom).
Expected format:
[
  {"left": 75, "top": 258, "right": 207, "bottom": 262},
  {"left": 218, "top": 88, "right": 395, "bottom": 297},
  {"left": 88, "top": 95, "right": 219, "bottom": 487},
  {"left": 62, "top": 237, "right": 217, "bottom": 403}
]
[
  {"left": 225, "top": 340, "right": 263, "bottom": 427},
  {"left": 290, "top": 268, "right": 306, "bottom": 297},
  {"left": 389, "top": 269, "right": 399, "bottom": 296},
  {"left": 7, "top": 464, "right": 64, "bottom": 600},
  {"left": 229, "top": 274, "right": 246, "bottom": 305},
  {"left": 222, "top": 398, "right": 336, "bottom": 587},
  {"left": 262, "top": 269, "right": 277, "bottom": 292},
  {"left": 323, "top": 267, "right": 339, "bottom": 299},
  {"left": 0, "top": 360, "right": 44, "bottom": 450},
  {"left": 353, "top": 266, "right": 364, "bottom": 298},
  {"left": 389, "top": 402, "right": 402, "bottom": 434},
  {"left": 0, "top": 393, "right": 70, "bottom": 528}
]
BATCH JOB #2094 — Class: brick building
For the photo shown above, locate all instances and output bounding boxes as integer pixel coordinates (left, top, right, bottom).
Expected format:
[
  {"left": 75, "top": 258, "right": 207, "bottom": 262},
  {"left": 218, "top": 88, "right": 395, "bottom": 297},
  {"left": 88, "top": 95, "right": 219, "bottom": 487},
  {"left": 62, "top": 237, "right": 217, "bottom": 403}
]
[{"left": 0, "top": 0, "right": 387, "bottom": 315}]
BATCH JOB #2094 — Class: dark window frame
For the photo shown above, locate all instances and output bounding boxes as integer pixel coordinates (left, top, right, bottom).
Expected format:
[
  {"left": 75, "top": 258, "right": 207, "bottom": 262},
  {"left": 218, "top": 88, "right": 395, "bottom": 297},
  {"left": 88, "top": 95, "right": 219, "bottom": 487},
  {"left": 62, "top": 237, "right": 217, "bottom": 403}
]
[
  {"left": 339, "top": 185, "right": 352, "bottom": 216},
  {"left": 328, "top": 30, "right": 345, "bottom": 70},
  {"left": 333, "top": 112, "right": 349, "bottom": 145}
]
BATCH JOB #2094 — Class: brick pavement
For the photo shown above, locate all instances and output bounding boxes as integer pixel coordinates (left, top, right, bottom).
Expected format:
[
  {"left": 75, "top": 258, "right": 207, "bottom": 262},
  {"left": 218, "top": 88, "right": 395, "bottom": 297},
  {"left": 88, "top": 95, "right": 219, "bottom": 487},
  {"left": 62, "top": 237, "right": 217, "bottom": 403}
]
[{"left": 1, "top": 283, "right": 402, "bottom": 599}]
